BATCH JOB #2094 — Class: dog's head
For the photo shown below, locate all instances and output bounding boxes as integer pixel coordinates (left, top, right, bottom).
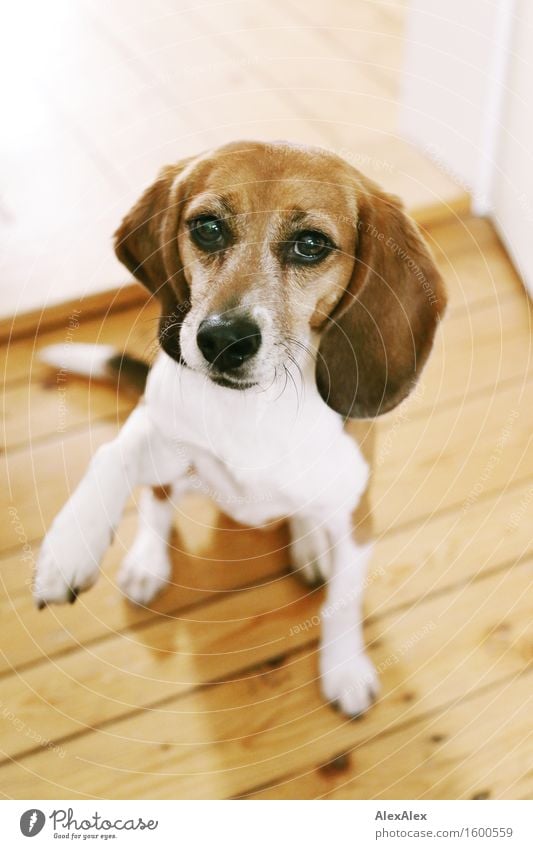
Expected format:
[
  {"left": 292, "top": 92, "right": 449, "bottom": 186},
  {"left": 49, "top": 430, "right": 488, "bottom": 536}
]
[{"left": 114, "top": 140, "right": 446, "bottom": 418}]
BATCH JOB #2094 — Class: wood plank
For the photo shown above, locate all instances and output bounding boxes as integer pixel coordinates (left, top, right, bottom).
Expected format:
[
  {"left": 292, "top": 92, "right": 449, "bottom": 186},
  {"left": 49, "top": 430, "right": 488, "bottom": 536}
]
[
  {"left": 372, "top": 375, "right": 533, "bottom": 534},
  {"left": 182, "top": 3, "right": 403, "bottom": 174},
  {"left": 429, "top": 222, "right": 526, "bottom": 311},
  {"left": 2, "top": 381, "right": 133, "bottom": 453},
  {"left": 1, "top": 423, "right": 121, "bottom": 553},
  {"left": 0, "top": 574, "right": 305, "bottom": 760},
  {"left": 247, "top": 672, "right": 533, "bottom": 799},
  {"left": 415, "top": 294, "right": 532, "bottom": 416},
  {"left": 97, "top": 0, "right": 398, "bottom": 130},
  {"left": 0, "top": 284, "right": 147, "bottom": 347},
  {"left": 369, "top": 474, "right": 533, "bottom": 616},
  {"left": 0, "top": 561, "right": 529, "bottom": 797},
  {"left": 283, "top": 0, "right": 406, "bottom": 97}
]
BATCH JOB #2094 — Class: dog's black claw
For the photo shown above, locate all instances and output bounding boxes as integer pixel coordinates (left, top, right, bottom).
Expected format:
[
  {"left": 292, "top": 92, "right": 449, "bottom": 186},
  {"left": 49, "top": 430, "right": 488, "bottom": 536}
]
[
  {"left": 67, "top": 587, "right": 78, "bottom": 604},
  {"left": 350, "top": 711, "right": 365, "bottom": 722},
  {"left": 37, "top": 600, "right": 46, "bottom": 611}
]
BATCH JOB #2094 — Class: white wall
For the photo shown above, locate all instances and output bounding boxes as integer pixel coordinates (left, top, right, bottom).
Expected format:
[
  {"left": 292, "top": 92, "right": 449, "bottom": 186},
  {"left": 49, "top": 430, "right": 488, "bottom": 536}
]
[
  {"left": 491, "top": 0, "right": 533, "bottom": 296},
  {"left": 401, "top": 0, "right": 499, "bottom": 201}
]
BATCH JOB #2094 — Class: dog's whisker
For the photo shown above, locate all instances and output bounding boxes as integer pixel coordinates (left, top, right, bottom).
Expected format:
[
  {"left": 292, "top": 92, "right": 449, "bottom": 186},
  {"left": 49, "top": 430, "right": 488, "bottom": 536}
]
[
  {"left": 286, "top": 335, "right": 315, "bottom": 365},
  {"left": 285, "top": 354, "right": 303, "bottom": 411},
  {"left": 286, "top": 365, "right": 301, "bottom": 410}
]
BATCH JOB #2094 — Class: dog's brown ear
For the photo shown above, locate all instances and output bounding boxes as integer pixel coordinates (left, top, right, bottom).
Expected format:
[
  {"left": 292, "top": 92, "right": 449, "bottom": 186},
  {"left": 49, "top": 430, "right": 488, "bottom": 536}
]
[
  {"left": 316, "top": 176, "right": 446, "bottom": 419},
  {"left": 114, "top": 160, "right": 192, "bottom": 303}
]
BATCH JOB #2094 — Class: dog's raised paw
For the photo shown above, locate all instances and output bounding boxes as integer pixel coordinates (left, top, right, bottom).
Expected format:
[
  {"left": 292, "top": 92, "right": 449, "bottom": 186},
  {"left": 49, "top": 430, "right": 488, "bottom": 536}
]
[{"left": 33, "top": 527, "right": 100, "bottom": 607}]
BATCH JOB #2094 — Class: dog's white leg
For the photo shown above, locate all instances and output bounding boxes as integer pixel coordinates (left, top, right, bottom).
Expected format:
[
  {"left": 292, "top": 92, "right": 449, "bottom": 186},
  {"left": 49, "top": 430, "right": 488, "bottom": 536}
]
[
  {"left": 33, "top": 405, "right": 187, "bottom": 606},
  {"left": 289, "top": 515, "right": 332, "bottom": 585},
  {"left": 117, "top": 486, "right": 175, "bottom": 605},
  {"left": 318, "top": 515, "right": 379, "bottom": 717}
]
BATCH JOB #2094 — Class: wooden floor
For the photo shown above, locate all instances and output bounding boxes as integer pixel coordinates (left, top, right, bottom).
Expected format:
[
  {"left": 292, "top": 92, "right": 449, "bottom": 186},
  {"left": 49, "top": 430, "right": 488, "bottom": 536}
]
[
  {"left": 0, "top": 0, "right": 467, "bottom": 332},
  {"left": 1, "top": 212, "right": 532, "bottom": 799}
]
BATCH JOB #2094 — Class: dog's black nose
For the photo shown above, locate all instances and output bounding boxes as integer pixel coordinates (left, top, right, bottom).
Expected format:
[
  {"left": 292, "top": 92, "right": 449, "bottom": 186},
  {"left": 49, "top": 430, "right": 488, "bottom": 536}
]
[{"left": 197, "top": 314, "right": 262, "bottom": 370}]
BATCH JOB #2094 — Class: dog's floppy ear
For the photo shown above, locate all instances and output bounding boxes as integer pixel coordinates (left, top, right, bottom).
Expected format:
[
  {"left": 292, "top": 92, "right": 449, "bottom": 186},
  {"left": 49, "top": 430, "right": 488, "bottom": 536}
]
[
  {"left": 114, "top": 159, "right": 192, "bottom": 305},
  {"left": 316, "top": 176, "right": 446, "bottom": 419}
]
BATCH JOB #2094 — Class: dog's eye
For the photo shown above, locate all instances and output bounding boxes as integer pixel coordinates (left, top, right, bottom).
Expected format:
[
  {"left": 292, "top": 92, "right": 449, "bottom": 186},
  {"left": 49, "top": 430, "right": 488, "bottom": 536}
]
[
  {"left": 189, "top": 216, "right": 225, "bottom": 249},
  {"left": 291, "top": 230, "right": 332, "bottom": 263}
]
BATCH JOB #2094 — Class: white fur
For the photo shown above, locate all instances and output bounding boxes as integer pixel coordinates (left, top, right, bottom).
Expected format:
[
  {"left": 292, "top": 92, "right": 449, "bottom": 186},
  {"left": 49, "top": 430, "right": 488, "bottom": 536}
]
[{"left": 35, "top": 347, "right": 377, "bottom": 715}]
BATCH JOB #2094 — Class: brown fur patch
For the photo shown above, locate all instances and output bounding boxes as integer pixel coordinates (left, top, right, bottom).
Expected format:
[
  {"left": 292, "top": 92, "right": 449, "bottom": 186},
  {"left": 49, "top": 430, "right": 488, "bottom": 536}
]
[{"left": 152, "top": 485, "right": 172, "bottom": 501}]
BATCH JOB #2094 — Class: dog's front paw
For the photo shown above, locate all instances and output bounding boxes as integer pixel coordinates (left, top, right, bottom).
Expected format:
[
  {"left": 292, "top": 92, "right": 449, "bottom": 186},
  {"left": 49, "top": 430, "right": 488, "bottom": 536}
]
[
  {"left": 33, "top": 511, "right": 108, "bottom": 607},
  {"left": 117, "top": 537, "right": 171, "bottom": 606},
  {"left": 320, "top": 645, "right": 379, "bottom": 717}
]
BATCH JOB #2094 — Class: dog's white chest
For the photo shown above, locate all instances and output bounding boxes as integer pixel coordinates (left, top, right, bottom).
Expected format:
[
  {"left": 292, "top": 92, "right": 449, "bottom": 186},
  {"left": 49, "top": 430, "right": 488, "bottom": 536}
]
[{"left": 144, "top": 353, "right": 368, "bottom": 523}]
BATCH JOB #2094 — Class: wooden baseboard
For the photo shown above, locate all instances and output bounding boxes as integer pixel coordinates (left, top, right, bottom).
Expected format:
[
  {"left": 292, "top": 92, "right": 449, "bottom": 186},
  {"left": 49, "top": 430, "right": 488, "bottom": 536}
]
[{"left": 0, "top": 283, "right": 149, "bottom": 344}]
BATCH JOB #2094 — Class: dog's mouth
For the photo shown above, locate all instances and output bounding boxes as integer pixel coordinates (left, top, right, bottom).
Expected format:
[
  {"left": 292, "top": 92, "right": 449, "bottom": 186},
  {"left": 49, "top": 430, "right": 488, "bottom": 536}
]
[
  {"left": 209, "top": 373, "right": 258, "bottom": 390},
  {"left": 162, "top": 338, "right": 258, "bottom": 390}
]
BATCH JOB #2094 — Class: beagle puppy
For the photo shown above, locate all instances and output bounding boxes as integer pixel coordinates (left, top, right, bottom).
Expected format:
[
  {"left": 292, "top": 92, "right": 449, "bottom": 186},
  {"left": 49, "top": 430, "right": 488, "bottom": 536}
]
[{"left": 36, "top": 140, "right": 446, "bottom": 716}]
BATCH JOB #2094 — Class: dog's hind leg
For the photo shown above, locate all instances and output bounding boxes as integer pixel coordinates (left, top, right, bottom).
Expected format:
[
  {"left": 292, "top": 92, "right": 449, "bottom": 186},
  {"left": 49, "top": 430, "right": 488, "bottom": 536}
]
[{"left": 318, "top": 512, "right": 379, "bottom": 717}]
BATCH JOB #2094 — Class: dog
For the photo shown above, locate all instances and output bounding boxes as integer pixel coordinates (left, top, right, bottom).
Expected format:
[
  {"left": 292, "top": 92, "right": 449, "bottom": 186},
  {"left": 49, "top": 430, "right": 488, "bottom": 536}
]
[{"left": 36, "top": 140, "right": 446, "bottom": 716}]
